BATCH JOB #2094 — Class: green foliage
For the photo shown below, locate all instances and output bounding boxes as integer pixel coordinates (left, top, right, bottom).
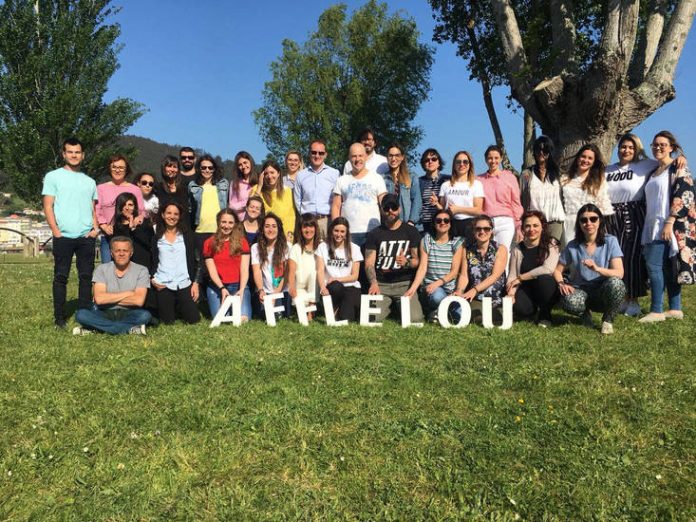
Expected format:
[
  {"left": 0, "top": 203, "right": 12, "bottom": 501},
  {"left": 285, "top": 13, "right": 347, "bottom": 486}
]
[
  {"left": 254, "top": 1, "right": 434, "bottom": 161},
  {"left": 0, "top": 0, "right": 146, "bottom": 203},
  {"left": 1, "top": 260, "right": 695, "bottom": 518}
]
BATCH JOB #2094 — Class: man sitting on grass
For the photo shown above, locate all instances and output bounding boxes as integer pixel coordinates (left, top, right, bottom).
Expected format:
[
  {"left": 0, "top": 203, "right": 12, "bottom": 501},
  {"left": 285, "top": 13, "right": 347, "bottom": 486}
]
[{"left": 73, "top": 236, "right": 151, "bottom": 335}]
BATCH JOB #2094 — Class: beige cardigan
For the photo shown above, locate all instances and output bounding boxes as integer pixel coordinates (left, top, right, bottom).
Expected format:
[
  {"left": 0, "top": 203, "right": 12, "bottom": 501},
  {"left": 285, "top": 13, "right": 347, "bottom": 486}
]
[{"left": 508, "top": 242, "right": 560, "bottom": 280}]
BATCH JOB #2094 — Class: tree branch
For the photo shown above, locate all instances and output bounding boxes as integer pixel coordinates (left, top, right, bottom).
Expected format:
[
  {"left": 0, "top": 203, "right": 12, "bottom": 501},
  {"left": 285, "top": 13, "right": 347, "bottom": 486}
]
[
  {"left": 645, "top": 0, "right": 696, "bottom": 86},
  {"left": 628, "top": 0, "right": 668, "bottom": 86},
  {"left": 549, "top": 0, "right": 578, "bottom": 75},
  {"left": 598, "top": 0, "right": 640, "bottom": 78}
]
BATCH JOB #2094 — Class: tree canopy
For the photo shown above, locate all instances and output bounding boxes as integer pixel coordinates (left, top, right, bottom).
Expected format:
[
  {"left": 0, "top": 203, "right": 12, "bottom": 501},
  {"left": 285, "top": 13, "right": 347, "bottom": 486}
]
[
  {"left": 431, "top": 0, "right": 695, "bottom": 164},
  {"left": 254, "top": 1, "right": 434, "bottom": 162},
  {"left": 0, "top": 0, "right": 145, "bottom": 202}
]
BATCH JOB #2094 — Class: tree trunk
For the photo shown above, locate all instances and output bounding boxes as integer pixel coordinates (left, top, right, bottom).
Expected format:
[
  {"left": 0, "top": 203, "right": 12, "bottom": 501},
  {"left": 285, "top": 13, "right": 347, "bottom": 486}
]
[{"left": 522, "top": 110, "right": 536, "bottom": 170}]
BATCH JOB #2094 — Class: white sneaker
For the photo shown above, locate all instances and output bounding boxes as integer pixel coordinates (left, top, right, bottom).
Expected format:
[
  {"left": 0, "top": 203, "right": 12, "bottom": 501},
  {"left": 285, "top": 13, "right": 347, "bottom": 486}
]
[
  {"left": 129, "top": 325, "right": 147, "bottom": 335},
  {"left": 638, "top": 312, "right": 665, "bottom": 323},
  {"left": 624, "top": 301, "right": 641, "bottom": 317},
  {"left": 72, "top": 326, "right": 92, "bottom": 335},
  {"left": 601, "top": 321, "right": 614, "bottom": 335},
  {"left": 665, "top": 310, "right": 684, "bottom": 320}
]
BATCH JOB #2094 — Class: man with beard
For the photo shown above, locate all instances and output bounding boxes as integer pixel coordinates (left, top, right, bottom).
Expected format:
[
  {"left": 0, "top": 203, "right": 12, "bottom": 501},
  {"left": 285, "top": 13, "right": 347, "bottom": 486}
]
[
  {"left": 342, "top": 127, "right": 388, "bottom": 176},
  {"left": 364, "top": 194, "right": 423, "bottom": 322},
  {"left": 179, "top": 146, "right": 196, "bottom": 184}
]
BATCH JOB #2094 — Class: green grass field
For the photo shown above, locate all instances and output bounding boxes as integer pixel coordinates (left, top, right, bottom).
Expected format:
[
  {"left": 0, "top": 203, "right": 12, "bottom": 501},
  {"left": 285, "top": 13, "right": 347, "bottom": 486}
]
[{"left": 1, "top": 259, "right": 694, "bottom": 520}]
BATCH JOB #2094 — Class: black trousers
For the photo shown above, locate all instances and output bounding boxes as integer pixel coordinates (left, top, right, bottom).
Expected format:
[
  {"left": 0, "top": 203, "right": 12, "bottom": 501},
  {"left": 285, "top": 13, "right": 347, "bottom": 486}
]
[
  {"left": 52, "top": 235, "right": 96, "bottom": 321},
  {"left": 326, "top": 281, "right": 361, "bottom": 322},
  {"left": 155, "top": 286, "right": 201, "bottom": 324},
  {"left": 512, "top": 274, "right": 558, "bottom": 321}
]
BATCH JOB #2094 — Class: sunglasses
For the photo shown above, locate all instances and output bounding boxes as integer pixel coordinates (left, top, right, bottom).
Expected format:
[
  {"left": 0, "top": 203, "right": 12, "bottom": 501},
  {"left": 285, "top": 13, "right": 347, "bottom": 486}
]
[
  {"left": 475, "top": 226, "right": 492, "bottom": 232},
  {"left": 580, "top": 216, "right": 599, "bottom": 224},
  {"left": 425, "top": 157, "right": 439, "bottom": 163},
  {"left": 382, "top": 204, "right": 399, "bottom": 212},
  {"left": 435, "top": 218, "right": 451, "bottom": 224},
  {"left": 200, "top": 166, "right": 215, "bottom": 171},
  {"left": 180, "top": 155, "right": 195, "bottom": 160},
  {"left": 310, "top": 150, "right": 326, "bottom": 156},
  {"left": 455, "top": 159, "right": 470, "bottom": 166},
  {"left": 139, "top": 181, "right": 155, "bottom": 187}
]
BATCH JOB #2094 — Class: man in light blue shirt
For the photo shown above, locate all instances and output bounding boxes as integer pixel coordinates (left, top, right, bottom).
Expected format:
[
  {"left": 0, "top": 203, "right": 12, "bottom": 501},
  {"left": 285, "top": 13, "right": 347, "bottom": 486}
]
[
  {"left": 293, "top": 139, "right": 340, "bottom": 237},
  {"left": 41, "top": 137, "right": 99, "bottom": 329}
]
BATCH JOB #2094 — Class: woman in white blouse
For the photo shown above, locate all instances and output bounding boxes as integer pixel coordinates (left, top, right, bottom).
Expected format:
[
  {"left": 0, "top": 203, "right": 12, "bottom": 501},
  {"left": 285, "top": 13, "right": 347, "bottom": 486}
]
[
  {"left": 519, "top": 136, "right": 565, "bottom": 243},
  {"left": 560, "top": 144, "right": 614, "bottom": 242}
]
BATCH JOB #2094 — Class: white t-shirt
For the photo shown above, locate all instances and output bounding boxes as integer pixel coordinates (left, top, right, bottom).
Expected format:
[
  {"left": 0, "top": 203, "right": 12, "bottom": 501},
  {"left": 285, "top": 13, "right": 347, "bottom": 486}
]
[
  {"left": 605, "top": 159, "right": 657, "bottom": 204},
  {"left": 251, "top": 243, "right": 289, "bottom": 293},
  {"left": 641, "top": 171, "right": 671, "bottom": 245},
  {"left": 343, "top": 153, "right": 388, "bottom": 176},
  {"left": 315, "top": 241, "right": 363, "bottom": 288},
  {"left": 438, "top": 179, "right": 485, "bottom": 220},
  {"left": 333, "top": 172, "right": 387, "bottom": 234}
]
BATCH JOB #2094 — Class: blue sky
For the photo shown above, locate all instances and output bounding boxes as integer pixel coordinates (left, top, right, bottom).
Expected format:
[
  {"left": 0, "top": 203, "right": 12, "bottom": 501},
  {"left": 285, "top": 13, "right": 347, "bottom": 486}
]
[{"left": 105, "top": 1, "right": 696, "bottom": 168}]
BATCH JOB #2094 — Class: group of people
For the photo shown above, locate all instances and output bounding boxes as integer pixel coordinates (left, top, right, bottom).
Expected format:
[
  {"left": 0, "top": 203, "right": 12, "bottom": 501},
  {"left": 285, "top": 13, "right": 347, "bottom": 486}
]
[{"left": 41, "top": 127, "right": 695, "bottom": 335}]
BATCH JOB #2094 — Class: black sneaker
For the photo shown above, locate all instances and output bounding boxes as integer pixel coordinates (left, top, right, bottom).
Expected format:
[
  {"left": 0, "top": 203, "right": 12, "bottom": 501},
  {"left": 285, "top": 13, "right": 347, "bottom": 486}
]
[{"left": 55, "top": 319, "right": 67, "bottom": 330}]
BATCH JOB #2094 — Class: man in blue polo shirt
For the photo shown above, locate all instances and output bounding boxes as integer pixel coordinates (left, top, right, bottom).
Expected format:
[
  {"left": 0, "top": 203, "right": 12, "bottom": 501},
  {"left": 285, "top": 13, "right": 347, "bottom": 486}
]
[{"left": 41, "top": 137, "right": 99, "bottom": 328}]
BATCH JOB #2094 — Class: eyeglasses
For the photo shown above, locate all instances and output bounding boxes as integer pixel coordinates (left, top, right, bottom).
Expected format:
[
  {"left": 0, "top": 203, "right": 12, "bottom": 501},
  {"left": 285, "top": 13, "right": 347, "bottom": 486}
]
[
  {"left": 435, "top": 218, "right": 451, "bottom": 224},
  {"left": 651, "top": 143, "right": 670, "bottom": 150},
  {"left": 455, "top": 159, "right": 470, "bottom": 166},
  {"left": 139, "top": 181, "right": 155, "bottom": 187},
  {"left": 310, "top": 150, "right": 326, "bottom": 156},
  {"left": 475, "top": 226, "right": 492, "bottom": 232},
  {"left": 382, "top": 204, "right": 399, "bottom": 212},
  {"left": 579, "top": 216, "right": 599, "bottom": 224},
  {"left": 387, "top": 154, "right": 402, "bottom": 159},
  {"left": 111, "top": 166, "right": 126, "bottom": 171},
  {"left": 200, "top": 166, "right": 215, "bottom": 171},
  {"left": 180, "top": 155, "right": 195, "bottom": 160},
  {"left": 425, "top": 157, "right": 439, "bottom": 163}
]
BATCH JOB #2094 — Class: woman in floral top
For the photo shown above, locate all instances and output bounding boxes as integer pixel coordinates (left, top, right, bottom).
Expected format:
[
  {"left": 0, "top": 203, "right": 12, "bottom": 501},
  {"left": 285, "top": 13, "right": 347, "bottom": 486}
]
[{"left": 455, "top": 215, "right": 507, "bottom": 314}]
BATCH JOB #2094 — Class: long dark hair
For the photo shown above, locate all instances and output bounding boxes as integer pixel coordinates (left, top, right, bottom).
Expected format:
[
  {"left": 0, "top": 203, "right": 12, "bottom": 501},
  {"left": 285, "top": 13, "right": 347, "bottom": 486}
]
[
  {"left": 327, "top": 217, "right": 353, "bottom": 262},
  {"left": 155, "top": 202, "right": 188, "bottom": 239},
  {"left": 112, "top": 192, "right": 139, "bottom": 226},
  {"left": 195, "top": 154, "right": 223, "bottom": 185},
  {"left": 532, "top": 136, "right": 560, "bottom": 184},
  {"left": 257, "top": 213, "right": 288, "bottom": 273},
  {"left": 294, "top": 213, "right": 321, "bottom": 250},
  {"left": 520, "top": 210, "right": 553, "bottom": 265},
  {"left": 574, "top": 204, "right": 607, "bottom": 246},
  {"left": 567, "top": 144, "right": 606, "bottom": 197},
  {"left": 259, "top": 159, "right": 286, "bottom": 202},
  {"left": 387, "top": 143, "right": 411, "bottom": 188},
  {"left": 159, "top": 155, "right": 183, "bottom": 194},
  {"left": 232, "top": 151, "right": 259, "bottom": 195}
]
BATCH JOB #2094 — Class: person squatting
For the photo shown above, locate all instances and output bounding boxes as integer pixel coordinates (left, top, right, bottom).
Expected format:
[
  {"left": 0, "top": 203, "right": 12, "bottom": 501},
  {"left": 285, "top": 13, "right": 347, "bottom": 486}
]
[{"left": 42, "top": 129, "right": 695, "bottom": 336}]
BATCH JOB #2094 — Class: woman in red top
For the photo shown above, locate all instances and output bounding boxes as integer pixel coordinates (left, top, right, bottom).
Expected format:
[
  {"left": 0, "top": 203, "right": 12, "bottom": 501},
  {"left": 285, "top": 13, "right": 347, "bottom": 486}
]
[{"left": 203, "top": 209, "right": 251, "bottom": 321}]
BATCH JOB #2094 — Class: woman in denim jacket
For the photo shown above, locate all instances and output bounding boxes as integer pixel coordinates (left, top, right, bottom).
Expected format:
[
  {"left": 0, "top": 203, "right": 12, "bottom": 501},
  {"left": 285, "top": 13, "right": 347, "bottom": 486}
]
[
  {"left": 188, "top": 154, "right": 230, "bottom": 255},
  {"left": 382, "top": 144, "right": 421, "bottom": 227}
]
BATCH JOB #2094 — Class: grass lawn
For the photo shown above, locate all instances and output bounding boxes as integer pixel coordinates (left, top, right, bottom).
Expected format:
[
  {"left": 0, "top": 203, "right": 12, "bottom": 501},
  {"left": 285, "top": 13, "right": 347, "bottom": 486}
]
[{"left": 1, "top": 259, "right": 694, "bottom": 520}]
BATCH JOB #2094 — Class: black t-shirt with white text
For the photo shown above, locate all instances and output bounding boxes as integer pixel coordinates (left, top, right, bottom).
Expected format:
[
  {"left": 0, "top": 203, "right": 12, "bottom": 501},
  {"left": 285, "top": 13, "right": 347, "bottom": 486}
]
[{"left": 365, "top": 222, "right": 421, "bottom": 283}]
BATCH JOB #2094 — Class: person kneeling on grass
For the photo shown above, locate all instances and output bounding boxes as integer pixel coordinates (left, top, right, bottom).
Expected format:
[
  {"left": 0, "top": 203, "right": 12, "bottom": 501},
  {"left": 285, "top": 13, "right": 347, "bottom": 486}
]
[
  {"left": 553, "top": 204, "right": 626, "bottom": 335},
  {"left": 74, "top": 236, "right": 151, "bottom": 335}
]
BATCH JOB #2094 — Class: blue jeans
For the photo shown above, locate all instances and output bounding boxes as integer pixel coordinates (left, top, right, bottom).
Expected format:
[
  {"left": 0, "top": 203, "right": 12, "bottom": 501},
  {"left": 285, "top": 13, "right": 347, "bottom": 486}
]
[
  {"left": 422, "top": 286, "right": 461, "bottom": 321},
  {"left": 643, "top": 240, "right": 681, "bottom": 312},
  {"left": 76, "top": 306, "right": 151, "bottom": 334},
  {"left": 99, "top": 235, "right": 112, "bottom": 263},
  {"left": 206, "top": 283, "right": 252, "bottom": 319}
]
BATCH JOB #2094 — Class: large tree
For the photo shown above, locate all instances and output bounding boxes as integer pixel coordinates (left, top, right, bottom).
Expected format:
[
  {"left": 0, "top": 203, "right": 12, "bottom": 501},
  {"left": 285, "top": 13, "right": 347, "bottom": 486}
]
[
  {"left": 0, "top": 0, "right": 145, "bottom": 202},
  {"left": 431, "top": 0, "right": 695, "bottom": 166},
  {"left": 254, "top": 1, "right": 434, "bottom": 161}
]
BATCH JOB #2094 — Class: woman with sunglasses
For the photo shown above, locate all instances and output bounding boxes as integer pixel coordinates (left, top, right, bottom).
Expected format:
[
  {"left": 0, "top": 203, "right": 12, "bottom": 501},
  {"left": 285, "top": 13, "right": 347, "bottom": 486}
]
[
  {"left": 229, "top": 151, "right": 259, "bottom": 220},
  {"left": 316, "top": 217, "right": 363, "bottom": 322},
  {"left": 439, "top": 150, "right": 484, "bottom": 243},
  {"left": 156, "top": 155, "right": 188, "bottom": 212},
  {"left": 251, "top": 213, "right": 291, "bottom": 317},
  {"left": 519, "top": 136, "right": 565, "bottom": 243},
  {"left": 96, "top": 154, "right": 146, "bottom": 262},
  {"left": 560, "top": 144, "right": 614, "bottom": 243},
  {"left": 203, "top": 209, "right": 251, "bottom": 322},
  {"left": 188, "top": 155, "right": 229, "bottom": 255},
  {"left": 404, "top": 209, "right": 464, "bottom": 322},
  {"left": 287, "top": 213, "right": 321, "bottom": 312},
  {"left": 112, "top": 192, "right": 154, "bottom": 271},
  {"left": 283, "top": 150, "right": 304, "bottom": 190},
  {"left": 150, "top": 202, "right": 201, "bottom": 324},
  {"left": 383, "top": 143, "right": 421, "bottom": 226},
  {"left": 134, "top": 172, "right": 159, "bottom": 219},
  {"left": 252, "top": 159, "right": 296, "bottom": 242},
  {"left": 455, "top": 215, "right": 507, "bottom": 320},
  {"left": 554, "top": 204, "right": 625, "bottom": 334},
  {"left": 506, "top": 210, "right": 559, "bottom": 326},
  {"left": 418, "top": 148, "right": 450, "bottom": 234},
  {"left": 639, "top": 130, "right": 695, "bottom": 322},
  {"left": 478, "top": 146, "right": 523, "bottom": 253}
]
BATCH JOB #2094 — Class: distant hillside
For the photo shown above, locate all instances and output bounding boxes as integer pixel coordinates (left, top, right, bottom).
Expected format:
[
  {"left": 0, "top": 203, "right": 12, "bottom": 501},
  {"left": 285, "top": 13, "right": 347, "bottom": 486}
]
[{"left": 118, "top": 135, "right": 237, "bottom": 179}]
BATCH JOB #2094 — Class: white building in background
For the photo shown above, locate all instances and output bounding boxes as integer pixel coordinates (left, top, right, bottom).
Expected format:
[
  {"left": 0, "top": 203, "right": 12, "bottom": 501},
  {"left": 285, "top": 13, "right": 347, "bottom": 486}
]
[{"left": 0, "top": 215, "right": 51, "bottom": 250}]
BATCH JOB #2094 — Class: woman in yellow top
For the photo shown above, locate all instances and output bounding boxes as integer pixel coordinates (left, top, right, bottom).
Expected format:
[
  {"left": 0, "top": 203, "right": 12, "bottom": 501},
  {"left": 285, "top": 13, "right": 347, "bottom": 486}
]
[
  {"left": 252, "top": 159, "right": 296, "bottom": 242},
  {"left": 188, "top": 155, "right": 230, "bottom": 255}
]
